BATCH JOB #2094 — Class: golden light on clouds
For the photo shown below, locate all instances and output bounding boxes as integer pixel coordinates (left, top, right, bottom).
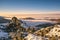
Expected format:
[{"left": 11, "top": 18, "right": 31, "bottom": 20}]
[
  {"left": 0, "top": 10, "right": 60, "bottom": 19},
  {"left": 0, "top": 10, "right": 60, "bottom": 14}
]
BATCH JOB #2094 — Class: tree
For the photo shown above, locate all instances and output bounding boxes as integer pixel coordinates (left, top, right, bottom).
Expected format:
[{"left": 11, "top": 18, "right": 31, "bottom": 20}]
[{"left": 6, "top": 17, "right": 26, "bottom": 40}]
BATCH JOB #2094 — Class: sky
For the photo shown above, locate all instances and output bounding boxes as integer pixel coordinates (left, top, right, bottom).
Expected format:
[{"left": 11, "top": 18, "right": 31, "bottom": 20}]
[{"left": 0, "top": 0, "right": 60, "bottom": 15}]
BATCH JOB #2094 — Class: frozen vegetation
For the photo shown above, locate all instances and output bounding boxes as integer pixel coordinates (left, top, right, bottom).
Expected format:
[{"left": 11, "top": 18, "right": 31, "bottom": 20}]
[{"left": 0, "top": 19, "right": 60, "bottom": 40}]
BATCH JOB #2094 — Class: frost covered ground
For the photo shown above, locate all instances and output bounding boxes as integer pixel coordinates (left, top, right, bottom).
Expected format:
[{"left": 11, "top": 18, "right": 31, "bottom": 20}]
[
  {"left": 25, "top": 25, "right": 60, "bottom": 40},
  {"left": 25, "top": 33, "right": 43, "bottom": 40},
  {"left": 0, "top": 20, "right": 57, "bottom": 40},
  {"left": 0, "top": 23, "right": 11, "bottom": 40}
]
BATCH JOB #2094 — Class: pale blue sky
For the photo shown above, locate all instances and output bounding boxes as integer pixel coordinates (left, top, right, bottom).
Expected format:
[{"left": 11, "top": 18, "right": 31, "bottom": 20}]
[{"left": 0, "top": 0, "right": 60, "bottom": 14}]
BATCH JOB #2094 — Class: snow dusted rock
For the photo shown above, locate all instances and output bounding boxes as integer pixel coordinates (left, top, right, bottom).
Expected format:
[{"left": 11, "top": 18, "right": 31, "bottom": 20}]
[
  {"left": 25, "top": 33, "right": 43, "bottom": 40},
  {"left": 57, "top": 25, "right": 60, "bottom": 27},
  {"left": 46, "top": 25, "right": 60, "bottom": 37}
]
